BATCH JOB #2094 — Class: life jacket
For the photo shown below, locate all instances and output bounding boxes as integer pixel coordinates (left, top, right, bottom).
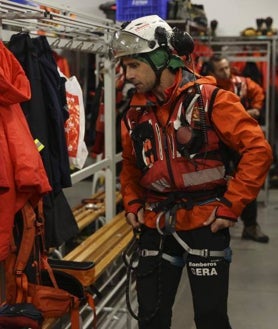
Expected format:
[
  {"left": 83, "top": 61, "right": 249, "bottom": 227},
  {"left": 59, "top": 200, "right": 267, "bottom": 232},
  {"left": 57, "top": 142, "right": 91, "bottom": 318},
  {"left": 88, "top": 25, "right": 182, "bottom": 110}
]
[{"left": 123, "top": 72, "right": 227, "bottom": 201}]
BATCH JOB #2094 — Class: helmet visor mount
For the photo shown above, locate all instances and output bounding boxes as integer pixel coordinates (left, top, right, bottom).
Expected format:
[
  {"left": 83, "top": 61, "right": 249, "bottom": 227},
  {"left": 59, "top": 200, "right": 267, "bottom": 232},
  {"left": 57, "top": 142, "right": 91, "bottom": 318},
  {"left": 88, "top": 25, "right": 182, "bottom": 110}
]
[{"left": 110, "top": 30, "right": 155, "bottom": 59}]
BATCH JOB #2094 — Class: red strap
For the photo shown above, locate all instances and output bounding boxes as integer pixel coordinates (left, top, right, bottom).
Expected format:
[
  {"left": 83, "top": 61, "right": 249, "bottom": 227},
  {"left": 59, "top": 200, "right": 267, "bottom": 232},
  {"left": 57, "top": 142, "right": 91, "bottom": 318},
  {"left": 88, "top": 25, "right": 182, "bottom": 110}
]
[
  {"left": 15, "top": 273, "right": 28, "bottom": 303},
  {"left": 41, "top": 256, "right": 59, "bottom": 289},
  {"left": 15, "top": 202, "right": 36, "bottom": 272},
  {"left": 70, "top": 300, "right": 81, "bottom": 329},
  {"left": 14, "top": 202, "right": 37, "bottom": 303},
  {"left": 86, "top": 292, "right": 97, "bottom": 329}
]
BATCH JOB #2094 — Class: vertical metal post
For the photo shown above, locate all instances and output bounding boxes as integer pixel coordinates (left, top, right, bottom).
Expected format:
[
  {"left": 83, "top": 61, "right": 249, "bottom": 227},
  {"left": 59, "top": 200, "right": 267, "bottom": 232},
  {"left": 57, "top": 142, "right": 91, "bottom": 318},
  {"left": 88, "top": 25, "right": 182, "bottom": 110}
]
[
  {"left": 0, "top": 19, "right": 2, "bottom": 41},
  {"left": 263, "top": 40, "right": 271, "bottom": 205},
  {"left": 103, "top": 56, "right": 116, "bottom": 221},
  {"left": 270, "top": 38, "right": 276, "bottom": 150}
]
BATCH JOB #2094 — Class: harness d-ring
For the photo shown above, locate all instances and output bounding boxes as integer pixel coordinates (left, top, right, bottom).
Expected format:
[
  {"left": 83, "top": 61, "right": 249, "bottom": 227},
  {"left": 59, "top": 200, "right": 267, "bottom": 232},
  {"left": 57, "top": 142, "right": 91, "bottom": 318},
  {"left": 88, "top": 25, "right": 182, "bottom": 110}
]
[{"left": 156, "top": 211, "right": 166, "bottom": 235}]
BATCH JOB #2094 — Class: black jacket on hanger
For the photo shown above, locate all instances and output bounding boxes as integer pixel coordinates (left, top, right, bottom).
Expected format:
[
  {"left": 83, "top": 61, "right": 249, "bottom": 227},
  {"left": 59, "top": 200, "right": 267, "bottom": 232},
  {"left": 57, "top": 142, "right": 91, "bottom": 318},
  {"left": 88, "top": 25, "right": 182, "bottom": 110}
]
[{"left": 8, "top": 33, "right": 79, "bottom": 248}]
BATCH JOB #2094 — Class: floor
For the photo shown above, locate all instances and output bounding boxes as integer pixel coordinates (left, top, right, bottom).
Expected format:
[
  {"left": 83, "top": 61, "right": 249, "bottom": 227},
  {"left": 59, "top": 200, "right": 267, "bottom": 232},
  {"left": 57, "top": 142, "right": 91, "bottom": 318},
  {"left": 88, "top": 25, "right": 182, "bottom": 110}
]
[{"left": 63, "top": 184, "right": 278, "bottom": 329}]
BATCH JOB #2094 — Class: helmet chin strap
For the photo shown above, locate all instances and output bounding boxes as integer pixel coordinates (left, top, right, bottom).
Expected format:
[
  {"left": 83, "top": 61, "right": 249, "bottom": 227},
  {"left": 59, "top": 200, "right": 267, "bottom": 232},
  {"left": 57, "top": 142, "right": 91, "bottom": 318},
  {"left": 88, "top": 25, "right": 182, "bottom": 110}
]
[{"left": 140, "top": 49, "right": 171, "bottom": 87}]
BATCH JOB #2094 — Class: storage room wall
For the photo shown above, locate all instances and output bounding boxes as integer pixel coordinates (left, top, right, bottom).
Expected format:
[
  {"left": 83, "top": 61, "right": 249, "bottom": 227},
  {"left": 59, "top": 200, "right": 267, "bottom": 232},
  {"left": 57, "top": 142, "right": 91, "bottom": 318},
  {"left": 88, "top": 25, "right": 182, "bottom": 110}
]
[{"left": 60, "top": 0, "right": 278, "bottom": 37}]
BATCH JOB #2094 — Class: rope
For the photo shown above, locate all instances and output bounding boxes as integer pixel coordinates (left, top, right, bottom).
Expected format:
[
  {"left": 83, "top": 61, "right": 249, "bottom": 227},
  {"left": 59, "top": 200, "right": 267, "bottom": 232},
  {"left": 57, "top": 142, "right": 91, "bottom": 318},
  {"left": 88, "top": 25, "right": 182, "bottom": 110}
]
[{"left": 123, "top": 233, "right": 164, "bottom": 324}]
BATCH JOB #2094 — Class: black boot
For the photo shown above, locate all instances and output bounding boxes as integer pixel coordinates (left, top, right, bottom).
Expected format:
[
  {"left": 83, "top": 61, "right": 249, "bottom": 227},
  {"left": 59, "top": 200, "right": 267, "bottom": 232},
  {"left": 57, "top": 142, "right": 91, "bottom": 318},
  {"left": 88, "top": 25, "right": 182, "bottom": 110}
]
[{"left": 242, "top": 224, "right": 269, "bottom": 243}]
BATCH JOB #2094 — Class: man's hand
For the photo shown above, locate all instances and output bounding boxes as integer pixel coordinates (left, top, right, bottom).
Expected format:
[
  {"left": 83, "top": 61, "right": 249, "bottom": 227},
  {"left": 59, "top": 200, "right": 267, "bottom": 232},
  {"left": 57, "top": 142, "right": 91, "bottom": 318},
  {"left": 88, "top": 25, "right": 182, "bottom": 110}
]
[
  {"left": 126, "top": 208, "right": 145, "bottom": 229},
  {"left": 203, "top": 207, "right": 235, "bottom": 233}
]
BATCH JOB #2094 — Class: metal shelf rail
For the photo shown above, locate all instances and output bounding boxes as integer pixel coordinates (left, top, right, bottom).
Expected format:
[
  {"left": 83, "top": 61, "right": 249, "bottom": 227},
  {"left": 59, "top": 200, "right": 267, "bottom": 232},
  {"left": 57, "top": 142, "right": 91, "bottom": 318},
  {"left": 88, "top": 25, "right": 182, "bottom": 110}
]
[{"left": 0, "top": 0, "right": 120, "bottom": 220}]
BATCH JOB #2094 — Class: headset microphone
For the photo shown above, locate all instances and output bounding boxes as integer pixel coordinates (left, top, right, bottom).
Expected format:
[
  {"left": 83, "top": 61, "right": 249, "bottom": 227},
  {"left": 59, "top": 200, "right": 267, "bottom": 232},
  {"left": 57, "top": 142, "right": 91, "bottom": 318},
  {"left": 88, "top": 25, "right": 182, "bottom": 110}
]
[{"left": 154, "top": 26, "right": 194, "bottom": 56}]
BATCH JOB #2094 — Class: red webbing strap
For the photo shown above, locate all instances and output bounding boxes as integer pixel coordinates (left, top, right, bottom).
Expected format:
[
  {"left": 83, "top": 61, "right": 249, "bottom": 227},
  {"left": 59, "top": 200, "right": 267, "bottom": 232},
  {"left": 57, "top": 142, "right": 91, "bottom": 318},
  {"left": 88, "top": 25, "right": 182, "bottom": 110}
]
[
  {"left": 86, "top": 292, "right": 97, "bottom": 329},
  {"left": 15, "top": 202, "right": 36, "bottom": 303},
  {"left": 35, "top": 200, "right": 59, "bottom": 289},
  {"left": 4, "top": 235, "right": 17, "bottom": 303},
  {"left": 70, "top": 298, "right": 81, "bottom": 329},
  {"left": 69, "top": 293, "right": 96, "bottom": 329},
  {"left": 15, "top": 202, "right": 36, "bottom": 272},
  {"left": 15, "top": 272, "right": 29, "bottom": 303},
  {"left": 41, "top": 256, "right": 59, "bottom": 289}
]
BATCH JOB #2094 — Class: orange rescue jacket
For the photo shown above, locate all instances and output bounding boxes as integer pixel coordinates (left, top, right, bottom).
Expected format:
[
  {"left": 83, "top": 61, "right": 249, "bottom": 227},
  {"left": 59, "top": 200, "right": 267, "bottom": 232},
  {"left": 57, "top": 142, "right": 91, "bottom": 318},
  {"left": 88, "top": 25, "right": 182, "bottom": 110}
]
[{"left": 120, "top": 68, "right": 272, "bottom": 231}]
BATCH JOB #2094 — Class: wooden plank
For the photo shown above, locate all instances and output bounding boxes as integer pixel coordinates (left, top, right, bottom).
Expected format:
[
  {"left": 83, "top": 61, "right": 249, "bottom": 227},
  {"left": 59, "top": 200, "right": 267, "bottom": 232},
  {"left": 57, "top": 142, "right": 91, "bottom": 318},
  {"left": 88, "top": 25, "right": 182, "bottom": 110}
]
[
  {"left": 75, "top": 206, "right": 105, "bottom": 231},
  {"left": 64, "top": 212, "right": 127, "bottom": 261},
  {"left": 42, "top": 210, "right": 132, "bottom": 329},
  {"left": 86, "top": 224, "right": 132, "bottom": 264},
  {"left": 72, "top": 191, "right": 122, "bottom": 231},
  {"left": 94, "top": 230, "right": 133, "bottom": 280},
  {"left": 63, "top": 211, "right": 133, "bottom": 283}
]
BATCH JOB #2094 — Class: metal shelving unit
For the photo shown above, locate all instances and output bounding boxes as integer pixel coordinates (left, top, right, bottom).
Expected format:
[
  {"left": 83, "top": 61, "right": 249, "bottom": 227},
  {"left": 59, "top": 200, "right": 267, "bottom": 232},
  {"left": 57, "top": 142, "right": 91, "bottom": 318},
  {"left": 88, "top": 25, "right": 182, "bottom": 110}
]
[
  {"left": 0, "top": 0, "right": 120, "bottom": 309},
  {"left": 0, "top": 0, "right": 121, "bottom": 220}
]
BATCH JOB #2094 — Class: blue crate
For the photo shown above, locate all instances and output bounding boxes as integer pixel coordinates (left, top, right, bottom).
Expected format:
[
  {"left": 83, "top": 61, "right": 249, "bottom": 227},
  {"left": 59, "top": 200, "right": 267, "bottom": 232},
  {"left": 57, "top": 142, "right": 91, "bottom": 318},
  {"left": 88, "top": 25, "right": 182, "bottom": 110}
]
[{"left": 116, "top": 0, "right": 168, "bottom": 22}]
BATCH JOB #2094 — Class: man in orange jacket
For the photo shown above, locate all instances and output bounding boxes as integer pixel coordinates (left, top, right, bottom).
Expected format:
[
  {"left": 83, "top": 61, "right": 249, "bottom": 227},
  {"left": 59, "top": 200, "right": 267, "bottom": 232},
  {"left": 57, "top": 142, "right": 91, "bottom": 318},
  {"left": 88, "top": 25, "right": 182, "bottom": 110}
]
[
  {"left": 206, "top": 54, "right": 269, "bottom": 243},
  {"left": 111, "top": 15, "right": 273, "bottom": 329}
]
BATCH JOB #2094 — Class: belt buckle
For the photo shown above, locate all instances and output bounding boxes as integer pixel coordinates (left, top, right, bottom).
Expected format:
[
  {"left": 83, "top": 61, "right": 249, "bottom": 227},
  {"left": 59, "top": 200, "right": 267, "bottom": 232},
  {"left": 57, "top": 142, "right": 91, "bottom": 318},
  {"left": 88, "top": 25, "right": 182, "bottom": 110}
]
[
  {"left": 202, "top": 249, "right": 210, "bottom": 258},
  {"left": 140, "top": 249, "right": 148, "bottom": 257}
]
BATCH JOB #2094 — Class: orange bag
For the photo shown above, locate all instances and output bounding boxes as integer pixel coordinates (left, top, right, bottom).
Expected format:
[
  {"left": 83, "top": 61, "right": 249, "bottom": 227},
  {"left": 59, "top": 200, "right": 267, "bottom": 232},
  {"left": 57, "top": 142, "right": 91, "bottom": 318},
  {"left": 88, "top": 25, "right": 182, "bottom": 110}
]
[
  {"left": 28, "top": 283, "right": 80, "bottom": 319},
  {"left": 3, "top": 200, "right": 96, "bottom": 329}
]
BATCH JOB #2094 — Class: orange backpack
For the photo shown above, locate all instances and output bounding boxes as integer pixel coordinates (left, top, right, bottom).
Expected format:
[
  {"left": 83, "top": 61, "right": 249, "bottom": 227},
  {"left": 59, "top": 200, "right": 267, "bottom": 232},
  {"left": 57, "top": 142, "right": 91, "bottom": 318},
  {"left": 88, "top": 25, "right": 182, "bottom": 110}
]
[{"left": 3, "top": 200, "right": 96, "bottom": 329}]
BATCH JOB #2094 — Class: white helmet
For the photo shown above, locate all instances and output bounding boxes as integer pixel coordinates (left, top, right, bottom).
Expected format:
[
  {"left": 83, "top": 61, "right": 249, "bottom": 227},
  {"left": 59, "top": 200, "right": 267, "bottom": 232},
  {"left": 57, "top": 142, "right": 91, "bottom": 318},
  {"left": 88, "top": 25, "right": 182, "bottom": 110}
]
[{"left": 111, "top": 15, "right": 173, "bottom": 58}]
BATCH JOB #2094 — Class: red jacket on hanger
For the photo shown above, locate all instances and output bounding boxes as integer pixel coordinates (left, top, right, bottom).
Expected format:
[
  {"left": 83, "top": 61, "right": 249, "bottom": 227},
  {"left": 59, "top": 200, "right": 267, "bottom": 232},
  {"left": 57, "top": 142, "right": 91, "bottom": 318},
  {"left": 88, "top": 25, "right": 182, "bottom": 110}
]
[{"left": 0, "top": 41, "right": 51, "bottom": 261}]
